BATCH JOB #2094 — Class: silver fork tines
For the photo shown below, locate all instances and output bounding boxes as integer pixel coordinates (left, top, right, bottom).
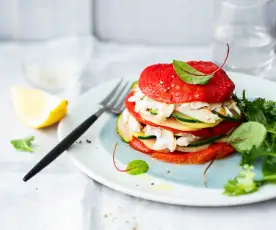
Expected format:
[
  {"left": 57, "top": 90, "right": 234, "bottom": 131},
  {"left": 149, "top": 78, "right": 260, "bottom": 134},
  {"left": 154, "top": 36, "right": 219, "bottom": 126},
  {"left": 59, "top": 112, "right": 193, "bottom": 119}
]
[{"left": 100, "top": 79, "right": 132, "bottom": 115}]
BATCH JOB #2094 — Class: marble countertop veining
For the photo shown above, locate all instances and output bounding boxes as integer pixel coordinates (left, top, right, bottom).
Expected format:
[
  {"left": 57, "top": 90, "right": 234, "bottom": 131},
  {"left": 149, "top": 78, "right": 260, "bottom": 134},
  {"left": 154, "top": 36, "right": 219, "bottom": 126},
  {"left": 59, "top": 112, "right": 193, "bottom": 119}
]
[{"left": 1, "top": 37, "right": 276, "bottom": 230}]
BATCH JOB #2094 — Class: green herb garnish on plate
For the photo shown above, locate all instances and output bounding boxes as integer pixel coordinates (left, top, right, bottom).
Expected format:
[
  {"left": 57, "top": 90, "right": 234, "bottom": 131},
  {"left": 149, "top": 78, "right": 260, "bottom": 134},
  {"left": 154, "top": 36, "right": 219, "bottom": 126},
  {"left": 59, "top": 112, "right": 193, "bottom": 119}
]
[
  {"left": 223, "top": 91, "right": 276, "bottom": 196},
  {"left": 224, "top": 165, "right": 260, "bottom": 196},
  {"left": 229, "top": 121, "right": 267, "bottom": 153},
  {"left": 126, "top": 160, "right": 149, "bottom": 175},
  {"left": 173, "top": 60, "right": 213, "bottom": 85},
  {"left": 112, "top": 143, "right": 149, "bottom": 175},
  {"left": 172, "top": 44, "right": 229, "bottom": 85},
  {"left": 224, "top": 164, "right": 276, "bottom": 196}
]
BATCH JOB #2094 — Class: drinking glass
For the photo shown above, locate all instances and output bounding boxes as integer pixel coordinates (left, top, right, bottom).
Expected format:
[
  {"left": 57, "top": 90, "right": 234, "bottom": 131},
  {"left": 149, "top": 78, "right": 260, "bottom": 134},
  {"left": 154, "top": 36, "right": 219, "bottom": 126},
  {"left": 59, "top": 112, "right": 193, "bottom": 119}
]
[
  {"left": 212, "top": 0, "right": 276, "bottom": 76},
  {"left": 23, "top": 37, "right": 92, "bottom": 95}
]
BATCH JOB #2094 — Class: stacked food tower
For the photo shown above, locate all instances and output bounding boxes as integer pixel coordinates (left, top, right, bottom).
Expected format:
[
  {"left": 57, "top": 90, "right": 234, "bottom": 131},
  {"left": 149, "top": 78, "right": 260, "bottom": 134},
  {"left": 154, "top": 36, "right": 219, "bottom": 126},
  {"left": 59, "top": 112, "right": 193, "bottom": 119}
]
[{"left": 117, "top": 61, "right": 241, "bottom": 164}]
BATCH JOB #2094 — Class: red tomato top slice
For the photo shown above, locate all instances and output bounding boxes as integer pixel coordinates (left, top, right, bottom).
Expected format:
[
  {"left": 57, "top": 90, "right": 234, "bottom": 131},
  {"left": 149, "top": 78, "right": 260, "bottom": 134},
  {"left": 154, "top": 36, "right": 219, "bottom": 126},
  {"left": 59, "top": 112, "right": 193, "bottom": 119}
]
[{"left": 138, "top": 61, "right": 235, "bottom": 104}]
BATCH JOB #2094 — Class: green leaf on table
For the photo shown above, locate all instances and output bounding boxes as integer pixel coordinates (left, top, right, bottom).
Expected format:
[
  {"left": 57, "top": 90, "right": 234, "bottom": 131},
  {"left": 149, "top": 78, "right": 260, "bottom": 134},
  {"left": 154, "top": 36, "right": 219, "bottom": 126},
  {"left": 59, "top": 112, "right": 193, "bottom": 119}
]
[
  {"left": 126, "top": 160, "right": 149, "bottom": 175},
  {"left": 172, "top": 60, "right": 213, "bottom": 85},
  {"left": 229, "top": 122, "right": 267, "bottom": 153},
  {"left": 10, "top": 136, "right": 35, "bottom": 152}
]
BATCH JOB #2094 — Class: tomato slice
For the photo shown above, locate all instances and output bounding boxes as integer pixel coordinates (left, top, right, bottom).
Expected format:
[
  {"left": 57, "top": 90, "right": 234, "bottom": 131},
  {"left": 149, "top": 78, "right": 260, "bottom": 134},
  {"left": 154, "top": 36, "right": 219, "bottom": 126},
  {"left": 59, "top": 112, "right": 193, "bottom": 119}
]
[
  {"left": 138, "top": 62, "right": 235, "bottom": 104},
  {"left": 129, "top": 137, "right": 154, "bottom": 154},
  {"left": 125, "top": 91, "right": 240, "bottom": 137},
  {"left": 152, "top": 143, "right": 235, "bottom": 164},
  {"left": 129, "top": 137, "right": 234, "bottom": 164}
]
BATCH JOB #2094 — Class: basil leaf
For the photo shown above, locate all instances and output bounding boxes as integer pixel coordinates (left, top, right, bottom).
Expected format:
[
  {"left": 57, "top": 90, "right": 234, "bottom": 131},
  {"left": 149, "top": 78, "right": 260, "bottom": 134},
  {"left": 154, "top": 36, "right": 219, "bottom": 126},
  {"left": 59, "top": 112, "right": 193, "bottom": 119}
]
[
  {"left": 229, "top": 122, "right": 267, "bottom": 153},
  {"left": 173, "top": 60, "right": 213, "bottom": 85},
  {"left": 126, "top": 160, "right": 149, "bottom": 175}
]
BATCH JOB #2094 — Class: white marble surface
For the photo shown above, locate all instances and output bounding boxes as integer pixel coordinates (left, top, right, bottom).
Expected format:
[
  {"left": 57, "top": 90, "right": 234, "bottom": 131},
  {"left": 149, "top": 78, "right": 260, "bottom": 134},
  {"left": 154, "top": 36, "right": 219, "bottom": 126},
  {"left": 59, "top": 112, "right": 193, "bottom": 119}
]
[{"left": 1, "top": 37, "right": 276, "bottom": 230}]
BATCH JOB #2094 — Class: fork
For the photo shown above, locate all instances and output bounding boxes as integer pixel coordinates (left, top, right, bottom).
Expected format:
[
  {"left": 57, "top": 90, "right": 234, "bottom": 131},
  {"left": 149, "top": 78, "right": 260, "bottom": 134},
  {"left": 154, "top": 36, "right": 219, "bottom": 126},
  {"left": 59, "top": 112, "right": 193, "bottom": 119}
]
[{"left": 23, "top": 79, "right": 132, "bottom": 182}]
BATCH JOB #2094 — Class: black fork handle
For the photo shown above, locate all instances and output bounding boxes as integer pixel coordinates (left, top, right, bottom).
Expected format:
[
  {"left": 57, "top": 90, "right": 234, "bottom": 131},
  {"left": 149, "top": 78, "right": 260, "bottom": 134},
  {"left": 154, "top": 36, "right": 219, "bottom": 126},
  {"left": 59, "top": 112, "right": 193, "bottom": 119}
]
[{"left": 23, "top": 107, "right": 105, "bottom": 182}]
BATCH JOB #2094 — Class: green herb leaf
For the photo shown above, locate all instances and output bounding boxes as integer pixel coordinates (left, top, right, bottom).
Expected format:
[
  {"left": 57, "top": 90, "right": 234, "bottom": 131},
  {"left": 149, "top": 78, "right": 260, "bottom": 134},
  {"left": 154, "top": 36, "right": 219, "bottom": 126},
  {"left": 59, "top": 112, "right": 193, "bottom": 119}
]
[
  {"left": 172, "top": 60, "right": 213, "bottom": 85},
  {"left": 10, "top": 136, "right": 35, "bottom": 152},
  {"left": 245, "top": 106, "right": 268, "bottom": 126},
  {"left": 224, "top": 164, "right": 276, "bottom": 196},
  {"left": 257, "top": 174, "right": 276, "bottom": 184},
  {"left": 225, "top": 92, "right": 276, "bottom": 196},
  {"left": 229, "top": 122, "right": 267, "bottom": 153},
  {"left": 241, "top": 145, "right": 266, "bottom": 166},
  {"left": 262, "top": 150, "right": 276, "bottom": 181},
  {"left": 223, "top": 165, "right": 259, "bottom": 196},
  {"left": 252, "top": 97, "right": 276, "bottom": 121},
  {"left": 126, "top": 160, "right": 149, "bottom": 175}
]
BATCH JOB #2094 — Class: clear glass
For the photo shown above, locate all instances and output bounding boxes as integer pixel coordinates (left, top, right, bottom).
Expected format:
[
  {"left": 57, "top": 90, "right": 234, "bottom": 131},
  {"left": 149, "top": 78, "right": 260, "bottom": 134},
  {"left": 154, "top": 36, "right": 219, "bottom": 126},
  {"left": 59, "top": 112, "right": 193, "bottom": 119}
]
[
  {"left": 23, "top": 36, "right": 92, "bottom": 94},
  {"left": 212, "top": 0, "right": 276, "bottom": 76}
]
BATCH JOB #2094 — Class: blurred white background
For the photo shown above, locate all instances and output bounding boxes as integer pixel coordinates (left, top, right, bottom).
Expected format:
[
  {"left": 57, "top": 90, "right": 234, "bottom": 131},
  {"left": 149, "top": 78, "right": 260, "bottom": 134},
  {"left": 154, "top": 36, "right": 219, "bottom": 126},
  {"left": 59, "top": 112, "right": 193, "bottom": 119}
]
[
  {"left": 0, "top": 0, "right": 92, "bottom": 40},
  {"left": 0, "top": 0, "right": 275, "bottom": 90},
  {"left": 94, "top": 0, "right": 215, "bottom": 45},
  {"left": 1, "top": 0, "right": 274, "bottom": 45},
  {"left": 1, "top": 0, "right": 276, "bottom": 44}
]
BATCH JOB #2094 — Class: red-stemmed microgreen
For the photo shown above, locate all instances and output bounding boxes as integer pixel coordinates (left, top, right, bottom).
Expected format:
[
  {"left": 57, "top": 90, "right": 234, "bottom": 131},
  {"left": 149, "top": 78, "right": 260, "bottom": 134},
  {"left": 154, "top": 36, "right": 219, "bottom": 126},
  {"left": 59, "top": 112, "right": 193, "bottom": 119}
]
[
  {"left": 112, "top": 142, "right": 149, "bottom": 175},
  {"left": 203, "top": 136, "right": 246, "bottom": 186},
  {"left": 173, "top": 43, "right": 230, "bottom": 85},
  {"left": 184, "top": 43, "right": 229, "bottom": 77}
]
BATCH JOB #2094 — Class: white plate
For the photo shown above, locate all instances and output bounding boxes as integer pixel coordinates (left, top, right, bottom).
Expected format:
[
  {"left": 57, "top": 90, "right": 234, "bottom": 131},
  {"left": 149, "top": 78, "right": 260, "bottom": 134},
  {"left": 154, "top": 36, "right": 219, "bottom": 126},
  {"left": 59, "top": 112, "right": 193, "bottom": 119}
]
[{"left": 58, "top": 72, "right": 276, "bottom": 206}]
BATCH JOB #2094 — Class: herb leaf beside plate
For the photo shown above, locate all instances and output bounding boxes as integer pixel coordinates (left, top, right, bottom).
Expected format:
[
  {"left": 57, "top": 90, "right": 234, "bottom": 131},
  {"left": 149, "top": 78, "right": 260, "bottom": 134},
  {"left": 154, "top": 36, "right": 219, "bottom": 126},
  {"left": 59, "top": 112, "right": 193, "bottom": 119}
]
[{"left": 10, "top": 136, "right": 35, "bottom": 152}]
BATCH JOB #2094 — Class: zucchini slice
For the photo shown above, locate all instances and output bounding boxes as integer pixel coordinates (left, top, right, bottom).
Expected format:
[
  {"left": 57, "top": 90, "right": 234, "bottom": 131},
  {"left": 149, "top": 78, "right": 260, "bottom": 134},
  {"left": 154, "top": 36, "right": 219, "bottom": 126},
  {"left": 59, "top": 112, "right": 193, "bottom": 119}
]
[
  {"left": 212, "top": 110, "right": 241, "bottom": 122},
  {"left": 149, "top": 109, "right": 158, "bottom": 115},
  {"left": 171, "top": 111, "right": 202, "bottom": 123},
  {"left": 116, "top": 114, "right": 133, "bottom": 143},
  {"left": 131, "top": 81, "right": 138, "bottom": 89},
  {"left": 187, "top": 134, "right": 226, "bottom": 147},
  {"left": 134, "top": 132, "right": 156, "bottom": 140}
]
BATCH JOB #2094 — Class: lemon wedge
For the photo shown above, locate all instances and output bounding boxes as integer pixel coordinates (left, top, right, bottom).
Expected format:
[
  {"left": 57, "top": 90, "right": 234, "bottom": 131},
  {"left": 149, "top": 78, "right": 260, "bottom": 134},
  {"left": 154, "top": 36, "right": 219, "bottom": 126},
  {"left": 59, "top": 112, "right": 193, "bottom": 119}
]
[{"left": 11, "top": 86, "right": 68, "bottom": 128}]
